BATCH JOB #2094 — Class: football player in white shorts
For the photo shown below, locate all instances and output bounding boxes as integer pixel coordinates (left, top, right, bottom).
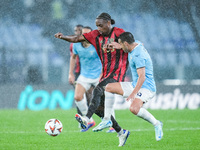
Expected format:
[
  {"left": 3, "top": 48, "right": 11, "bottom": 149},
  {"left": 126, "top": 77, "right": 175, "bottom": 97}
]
[
  {"left": 93, "top": 32, "right": 163, "bottom": 142},
  {"left": 68, "top": 26, "right": 102, "bottom": 132}
]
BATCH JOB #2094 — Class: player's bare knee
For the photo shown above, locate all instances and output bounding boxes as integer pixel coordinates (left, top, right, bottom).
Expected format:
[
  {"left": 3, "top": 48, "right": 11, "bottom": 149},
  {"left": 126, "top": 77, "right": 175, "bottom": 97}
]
[
  {"left": 105, "top": 84, "right": 113, "bottom": 92},
  {"left": 129, "top": 106, "right": 139, "bottom": 115},
  {"left": 74, "top": 94, "right": 83, "bottom": 101}
]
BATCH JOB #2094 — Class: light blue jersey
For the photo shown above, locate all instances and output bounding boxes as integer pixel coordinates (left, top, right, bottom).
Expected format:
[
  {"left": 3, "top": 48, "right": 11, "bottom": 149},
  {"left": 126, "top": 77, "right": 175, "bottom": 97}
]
[
  {"left": 73, "top": 43, "right": 102, "bottom": 79},
  {"left": 128, "top": 43, "right": 156, "bottom": 92}
]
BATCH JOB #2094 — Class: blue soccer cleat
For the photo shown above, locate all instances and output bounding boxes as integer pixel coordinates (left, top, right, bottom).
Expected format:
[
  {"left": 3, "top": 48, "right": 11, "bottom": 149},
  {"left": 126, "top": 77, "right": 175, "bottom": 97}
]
[
  {"left": 75, "top": 114, "right": 88, "bottom": 129},
  {"left": 81, "top": 120, "right": 96, "bottom": 132}
]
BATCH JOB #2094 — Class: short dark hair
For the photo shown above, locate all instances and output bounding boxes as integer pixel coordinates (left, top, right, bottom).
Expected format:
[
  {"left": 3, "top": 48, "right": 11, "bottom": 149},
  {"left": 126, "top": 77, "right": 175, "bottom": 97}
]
[
  {"left": 119, "top": 32, "right": 135, "bottom": 44},
  {"left": 96, "top": 12, "right": 115, "bottom": 25},
  {"left": 83, "top": 26, "right": 93, "bottom": 31},
  {"left": 76, "top": 24, "right": 83, "bottom": 28}
]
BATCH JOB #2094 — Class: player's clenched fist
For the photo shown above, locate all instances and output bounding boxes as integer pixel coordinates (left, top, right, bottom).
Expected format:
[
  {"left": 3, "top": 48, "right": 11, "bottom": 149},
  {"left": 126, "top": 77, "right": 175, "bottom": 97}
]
[{"left": 54, "top": 32, "right": 63, "bottom": 39}]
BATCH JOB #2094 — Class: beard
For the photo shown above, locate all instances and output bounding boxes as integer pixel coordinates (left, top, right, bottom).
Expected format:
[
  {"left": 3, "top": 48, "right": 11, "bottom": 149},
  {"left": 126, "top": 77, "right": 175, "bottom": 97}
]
[{"left": 123, "top": 47, "right": 129, "bottom": 53}]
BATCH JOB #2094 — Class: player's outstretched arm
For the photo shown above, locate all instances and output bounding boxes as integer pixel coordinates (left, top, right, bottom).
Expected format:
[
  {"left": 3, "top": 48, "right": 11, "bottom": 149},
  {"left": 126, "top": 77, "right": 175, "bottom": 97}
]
[{"left": 54, "top": 32, "right": 85, "bottom": 43}]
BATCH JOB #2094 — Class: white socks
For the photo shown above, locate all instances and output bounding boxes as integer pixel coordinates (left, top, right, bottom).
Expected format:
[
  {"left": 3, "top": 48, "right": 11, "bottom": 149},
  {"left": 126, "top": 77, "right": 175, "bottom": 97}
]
[
  {"left": 75, "top": 94, "right": 94, "bottom": 123},
  {"left": 75, "top": 94, "right": 88, "bottom": 116},
  {"left": 137, "top": 107, "right": 158, "bottom": 126},
  {"left": 104, "top": 91, "right": 115, "bottom": 120},
  {"left": 118, "top": 128, "right": 124, "bottom": 135}
]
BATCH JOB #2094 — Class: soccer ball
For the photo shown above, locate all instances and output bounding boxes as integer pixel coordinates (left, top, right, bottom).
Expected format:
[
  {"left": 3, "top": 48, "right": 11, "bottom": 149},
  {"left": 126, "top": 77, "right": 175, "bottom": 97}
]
[{"left": 45, "top": 119, "right": 63, "bottom": 136}]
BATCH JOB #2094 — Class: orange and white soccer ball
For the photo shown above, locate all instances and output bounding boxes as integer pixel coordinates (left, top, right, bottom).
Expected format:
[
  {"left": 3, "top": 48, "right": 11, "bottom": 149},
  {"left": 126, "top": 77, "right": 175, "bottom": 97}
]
[{"left": 45, "top": 119, "right": 63, "bottom": 136}]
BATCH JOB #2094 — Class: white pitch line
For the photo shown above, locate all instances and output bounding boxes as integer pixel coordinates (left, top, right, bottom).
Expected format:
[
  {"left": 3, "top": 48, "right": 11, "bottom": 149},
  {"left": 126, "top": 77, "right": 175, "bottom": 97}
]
[
  {"left": 117, "top": 119, "right": 200, "bottom": 124},
  {"left": 166, "top": 120, "right": 200, "bottom": 124},
  {"left": 0, "top": 127, "right": 200, "bottom": 134},
  {"left": 130, "top": 127, "right": 200, "bottom": 132}
]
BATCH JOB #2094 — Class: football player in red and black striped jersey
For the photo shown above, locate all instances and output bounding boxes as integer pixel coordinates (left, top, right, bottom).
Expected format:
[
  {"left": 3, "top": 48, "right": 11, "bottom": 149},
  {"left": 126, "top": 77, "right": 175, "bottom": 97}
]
[{"left": 55, "top": 12, "right": 130, "bottom": 146}]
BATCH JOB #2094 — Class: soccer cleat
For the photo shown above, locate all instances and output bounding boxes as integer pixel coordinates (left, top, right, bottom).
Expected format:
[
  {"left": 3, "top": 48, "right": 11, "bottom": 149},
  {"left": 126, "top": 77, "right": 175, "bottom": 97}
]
[
  {"left": 75, "top": 114, "right": 88, "bottom": 129},
  {"left": 155, "top": 121, "right": 163, "bottom": 141},
  {"left": 118, "top": 129, "right": 130, "bottom": 147},
  {"left": 81, "top": 120, "right": 96, "bottom": 132},
  {"left": 106, "top": 127, "right": 116, "bottom": 133},
  {"left": 92, "top": 119, "right": 113, "bottom": 132}
]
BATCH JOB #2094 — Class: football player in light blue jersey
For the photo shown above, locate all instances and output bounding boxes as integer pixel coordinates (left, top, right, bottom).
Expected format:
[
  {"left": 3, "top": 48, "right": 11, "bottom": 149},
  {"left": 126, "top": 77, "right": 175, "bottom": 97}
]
[
  {"left": 69, "top": 26, "right": 102, "bottom": 132},
  {"left": 129, "top": 41, "right": 156, "bottom": 92},
  {"left": 93, "top": 32, "right": 163, "bottom": 142},
  {"left": 73, "top": 42, "right": 102, "bottom": 79}
]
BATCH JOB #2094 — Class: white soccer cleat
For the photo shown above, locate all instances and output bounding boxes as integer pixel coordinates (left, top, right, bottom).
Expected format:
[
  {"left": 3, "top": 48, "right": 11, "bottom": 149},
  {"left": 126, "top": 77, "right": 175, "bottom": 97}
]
[
  {"left": 118, "top": 129, "right": 130, "bottom": 147},
  {"left": 92, "top": 119, "right": 113, "bottom": 132},
  {"left": 75, "top": 114, "right": 88, "bottom": 129},
  {"left": 155, "top": 121, "right": 163, "bottom": 141}
]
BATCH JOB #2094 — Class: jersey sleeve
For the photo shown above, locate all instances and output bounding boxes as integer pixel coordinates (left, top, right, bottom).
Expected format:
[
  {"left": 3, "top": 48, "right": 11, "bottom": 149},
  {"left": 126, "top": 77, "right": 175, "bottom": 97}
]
[
  {"left": 82, "top": 30, "right": 99, "bottom": 46},
  {"left": 114, "top": 28, "right": 125, "bottom": 37},
  {"left": 72, "top": 43, "right": 78, "bottom": 55},
  {"left": 134, "top": 47, "right": 146, "bottom": 69},
  {"left": 134, "top": 45, "right": 146, "bottom": 68},
  {"left": 113, "top": 27, "right": 125, "bottom": 43},
  {"left": 135, "top": 56, "right": 146, "bottom": 69}
]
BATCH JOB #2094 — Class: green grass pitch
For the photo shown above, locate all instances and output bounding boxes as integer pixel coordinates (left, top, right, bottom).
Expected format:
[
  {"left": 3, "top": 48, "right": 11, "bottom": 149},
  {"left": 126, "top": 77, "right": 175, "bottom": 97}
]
[{"left": 0, "top": 109, "right": 200, "bottom": 150}]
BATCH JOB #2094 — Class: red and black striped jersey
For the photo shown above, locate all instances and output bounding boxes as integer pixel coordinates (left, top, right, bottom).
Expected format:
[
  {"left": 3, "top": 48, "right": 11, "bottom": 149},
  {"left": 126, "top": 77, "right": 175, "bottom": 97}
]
[
  {"left": 83, "top": 27, "right": 129, "bottom": 82},
  {"left": 69, "top": 43, "right": 80, "bottom": 73}
]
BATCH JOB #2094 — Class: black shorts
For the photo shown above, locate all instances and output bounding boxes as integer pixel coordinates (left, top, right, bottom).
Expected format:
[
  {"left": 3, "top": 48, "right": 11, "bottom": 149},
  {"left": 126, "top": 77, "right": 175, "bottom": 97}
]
[
  {"left": 74, "top": 72, "right": 80, "bottom": 81},
  {"left": 96, "top": 78, "right": 118, "bottom": 110}
]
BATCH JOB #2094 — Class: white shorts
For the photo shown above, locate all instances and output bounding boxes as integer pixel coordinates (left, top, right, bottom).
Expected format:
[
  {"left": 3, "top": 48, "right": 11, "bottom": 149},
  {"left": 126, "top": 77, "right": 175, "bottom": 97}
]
[
  {"left": 76, "top": 75, "right": 100, "bottom": 91},
  {"left": 120, "top": 82, "right": 155, "bottom": 103}
]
